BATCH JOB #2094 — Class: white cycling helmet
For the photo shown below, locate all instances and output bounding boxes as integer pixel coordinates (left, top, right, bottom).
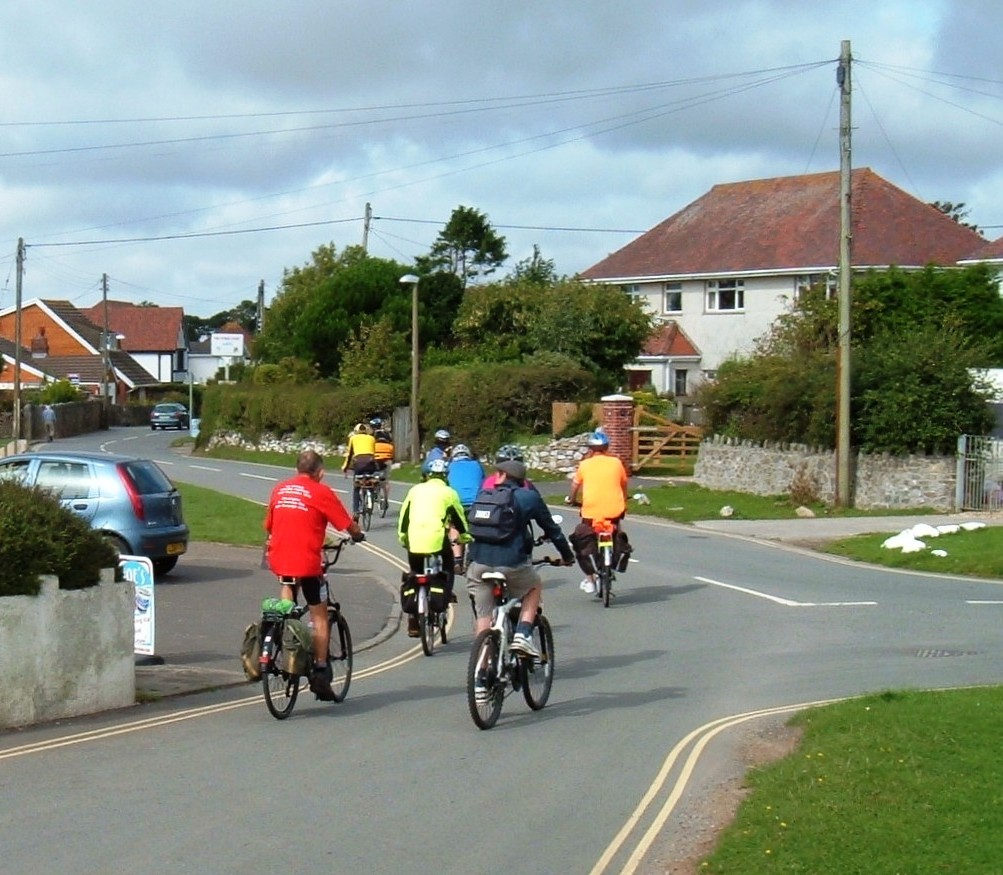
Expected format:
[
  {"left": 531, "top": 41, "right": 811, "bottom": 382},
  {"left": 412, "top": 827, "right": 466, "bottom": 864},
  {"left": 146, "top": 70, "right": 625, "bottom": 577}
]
[
  {"left": 433, "top": 428, "right": 451, "bottom": 444},
  {"left": 426, "top": 458, "right": 448, "bottom": 477},
  {"left": 452, "top": 443, "right": 472, "bottom": 460}
]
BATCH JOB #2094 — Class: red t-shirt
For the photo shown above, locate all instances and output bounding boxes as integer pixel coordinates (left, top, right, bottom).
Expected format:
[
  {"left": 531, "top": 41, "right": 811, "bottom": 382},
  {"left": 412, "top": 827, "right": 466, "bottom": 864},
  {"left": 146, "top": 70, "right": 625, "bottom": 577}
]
[{"left": 264, "top": 474, "right": 353, "bottom": 577}]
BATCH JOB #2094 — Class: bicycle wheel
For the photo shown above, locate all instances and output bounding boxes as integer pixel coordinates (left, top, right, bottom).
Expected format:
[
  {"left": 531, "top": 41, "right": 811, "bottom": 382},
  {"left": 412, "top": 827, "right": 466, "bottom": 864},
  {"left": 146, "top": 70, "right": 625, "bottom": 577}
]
[
  {"left": 418, "top": 589, "right": 435, "bottom": 656},
  {"left": 467, "top": 630, "right": 504, "bottom": 730},
  {"left": 521, "top": 615, "right": 554, "bottom": 710},
  {"left": 262, "top": 640, "right": 300, "bottom": 719},
  {"left": 361, "top": 490, "right": 373, "bottom": 531},
  {"left": 438, "top": 609, "right": 448, "bottom": 645},
  {"left": 379, "top": 487, "right": 389, "bottom": 518},
  {"left": 328, "top": 610, "right": 353, "bottom": 702}
]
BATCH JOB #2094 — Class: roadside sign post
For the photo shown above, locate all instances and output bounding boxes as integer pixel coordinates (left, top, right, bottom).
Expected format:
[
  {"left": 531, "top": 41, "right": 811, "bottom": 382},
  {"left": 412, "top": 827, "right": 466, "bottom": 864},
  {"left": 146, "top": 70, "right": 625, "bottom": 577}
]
[{"left": 120, "top": 555, "right": 164, "bottom": 665}]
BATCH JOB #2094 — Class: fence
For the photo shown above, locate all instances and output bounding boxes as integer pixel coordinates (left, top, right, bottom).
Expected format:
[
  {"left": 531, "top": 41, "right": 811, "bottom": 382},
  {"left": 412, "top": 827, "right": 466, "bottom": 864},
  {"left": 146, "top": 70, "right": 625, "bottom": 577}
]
[
  {"left": 632, "top": 406, "right": 702, "bottom": 470},
  {"left": 956, "top": 434, "right": 1003, "bottom": 511}
]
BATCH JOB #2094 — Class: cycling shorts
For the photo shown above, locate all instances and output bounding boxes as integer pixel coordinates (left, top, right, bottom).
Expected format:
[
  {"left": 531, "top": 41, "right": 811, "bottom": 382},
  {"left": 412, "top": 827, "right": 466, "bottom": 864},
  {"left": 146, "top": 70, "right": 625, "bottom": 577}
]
[
  {"left": 465, "top": 562, "right": 541, "bottom": 620},
  {"left": 278, "top": 575, "right": 328, "bottom": 606}
]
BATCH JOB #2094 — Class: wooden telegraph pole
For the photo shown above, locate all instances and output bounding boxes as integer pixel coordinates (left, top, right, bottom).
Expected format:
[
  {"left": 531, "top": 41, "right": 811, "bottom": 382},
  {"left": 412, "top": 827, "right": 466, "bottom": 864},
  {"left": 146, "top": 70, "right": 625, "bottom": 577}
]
[{"left": 836, "top": 39, "right": 853, "bottom": 507}]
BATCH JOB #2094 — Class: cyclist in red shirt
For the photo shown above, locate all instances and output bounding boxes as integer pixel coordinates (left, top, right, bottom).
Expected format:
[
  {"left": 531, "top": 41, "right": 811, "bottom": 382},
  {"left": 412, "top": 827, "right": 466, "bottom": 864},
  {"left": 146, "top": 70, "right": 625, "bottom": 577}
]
[{"left": 265, "top": 450, "right": 365, "bottom": 700}]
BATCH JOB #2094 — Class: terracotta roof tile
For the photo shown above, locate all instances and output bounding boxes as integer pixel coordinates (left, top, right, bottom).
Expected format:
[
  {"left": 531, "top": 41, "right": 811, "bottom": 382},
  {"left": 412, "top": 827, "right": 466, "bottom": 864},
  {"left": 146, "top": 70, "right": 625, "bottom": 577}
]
[
  {"left": 582, "top": 168, "right": 987, "bottom": 280},
  {"left": 80, "top": 300, "right": 185, "bottom": 352},
  {"left": 641, "top": 321, "right": 700, "bottom": 357},
  {"left": 963, "top": 235, "right": 1003, "bottom": 262}
]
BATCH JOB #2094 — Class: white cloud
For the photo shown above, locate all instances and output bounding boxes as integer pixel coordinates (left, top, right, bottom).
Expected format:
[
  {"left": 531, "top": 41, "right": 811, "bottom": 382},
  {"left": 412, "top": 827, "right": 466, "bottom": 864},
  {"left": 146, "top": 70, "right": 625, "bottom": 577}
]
[{"left": 1, "top": 0, "right": 1001, "bottom": 316}]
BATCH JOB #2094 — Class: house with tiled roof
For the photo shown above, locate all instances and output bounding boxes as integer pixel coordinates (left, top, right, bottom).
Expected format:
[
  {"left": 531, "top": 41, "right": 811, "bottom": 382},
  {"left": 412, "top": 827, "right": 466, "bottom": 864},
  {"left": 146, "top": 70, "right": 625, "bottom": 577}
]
[
  {"left": 0, "top": 299, "right": 159, "bottom": 400},
  {"left": 581, "top": 168, "right": 988, "bottom": 397},
  {"left": 188, "top": 321, "right": 253, "bottom": 383},
  {"left": 81, "top": 300, "right": 188, "bottom": 383}
]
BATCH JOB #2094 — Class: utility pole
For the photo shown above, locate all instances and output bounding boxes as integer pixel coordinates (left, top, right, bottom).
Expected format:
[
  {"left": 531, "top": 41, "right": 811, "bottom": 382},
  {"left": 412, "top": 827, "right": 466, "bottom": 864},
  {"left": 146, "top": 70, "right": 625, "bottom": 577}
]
[
  {"left": 835, "top": 39, "right": 853, "bottom": 506},
  {"left": 102, "top": 273, "right": 111, "bottom": 406},
  {"left": 12, "top": 238, "right": 24, "bottom": 442},
  {"left": 362, "top": 202, "right": 372, "bottom": 252},
  {"left": 256, "top": 279, "right": 265, "bottom": 333}
]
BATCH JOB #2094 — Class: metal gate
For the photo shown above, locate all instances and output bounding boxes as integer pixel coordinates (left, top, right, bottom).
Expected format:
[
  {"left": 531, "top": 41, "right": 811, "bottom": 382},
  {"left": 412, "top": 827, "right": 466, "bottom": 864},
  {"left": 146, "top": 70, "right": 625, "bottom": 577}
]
[{"left": 956, "top": 434, "right": 1003, "bottom": 511}]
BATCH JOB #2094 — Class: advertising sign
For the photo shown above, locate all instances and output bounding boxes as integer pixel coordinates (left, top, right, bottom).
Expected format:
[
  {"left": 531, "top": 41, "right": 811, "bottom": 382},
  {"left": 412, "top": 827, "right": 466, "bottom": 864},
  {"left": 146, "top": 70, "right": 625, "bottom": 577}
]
[
  {"left": 120, "top": 555, "right": 156, "bottom": 655},
  {"left": 210, "top": 333, "right": 245, "bottom": 357}
]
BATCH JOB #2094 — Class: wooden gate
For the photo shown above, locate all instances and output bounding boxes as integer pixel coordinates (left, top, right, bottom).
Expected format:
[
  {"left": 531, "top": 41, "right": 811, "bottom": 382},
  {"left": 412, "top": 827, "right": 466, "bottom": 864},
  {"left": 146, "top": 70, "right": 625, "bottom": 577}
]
[{"left": 632, "top": 406, "right": 702, "bottom": 471}]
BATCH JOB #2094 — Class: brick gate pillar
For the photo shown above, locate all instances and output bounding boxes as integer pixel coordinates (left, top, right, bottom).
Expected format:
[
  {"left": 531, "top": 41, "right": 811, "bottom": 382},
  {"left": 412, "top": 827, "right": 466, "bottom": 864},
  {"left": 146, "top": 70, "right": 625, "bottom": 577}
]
[{"left": 600, "top": 393, "right": 635, "bottom": 474}]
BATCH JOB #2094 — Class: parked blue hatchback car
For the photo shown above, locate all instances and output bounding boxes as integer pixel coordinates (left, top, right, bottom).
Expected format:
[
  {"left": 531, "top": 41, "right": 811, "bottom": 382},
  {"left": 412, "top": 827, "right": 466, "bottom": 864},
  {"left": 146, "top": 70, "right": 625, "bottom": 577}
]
[{"left": 0, "top": 451, "right": 189, "bottom": 576}]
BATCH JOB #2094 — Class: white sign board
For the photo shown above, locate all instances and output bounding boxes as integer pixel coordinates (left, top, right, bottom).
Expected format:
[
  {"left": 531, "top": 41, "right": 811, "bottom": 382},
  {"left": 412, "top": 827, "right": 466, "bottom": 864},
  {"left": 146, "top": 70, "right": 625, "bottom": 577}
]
[
  {"left": 121, "top": 555, "right": 156, "bottom": 655},
  {"left": 211, "top": 333, "right": 245, "bottom": 357}
]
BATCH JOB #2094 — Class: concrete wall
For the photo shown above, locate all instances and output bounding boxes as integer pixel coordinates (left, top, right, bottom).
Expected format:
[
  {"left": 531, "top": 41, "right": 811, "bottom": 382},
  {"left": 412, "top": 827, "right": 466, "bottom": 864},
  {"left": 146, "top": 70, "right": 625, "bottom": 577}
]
[
  {"left": 0, "top": 571, "right": 135, "bottom": 729},
  {"left": 694, "top": 436, "right": 957, "bottom": 511}
]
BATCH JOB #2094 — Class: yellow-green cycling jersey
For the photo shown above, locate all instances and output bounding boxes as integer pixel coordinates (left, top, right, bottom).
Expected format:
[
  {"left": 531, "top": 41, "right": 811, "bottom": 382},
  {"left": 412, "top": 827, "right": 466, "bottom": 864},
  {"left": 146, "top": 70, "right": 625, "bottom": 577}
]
[{"left": 397, "top": 478, "right": 468, "bottom": 554}]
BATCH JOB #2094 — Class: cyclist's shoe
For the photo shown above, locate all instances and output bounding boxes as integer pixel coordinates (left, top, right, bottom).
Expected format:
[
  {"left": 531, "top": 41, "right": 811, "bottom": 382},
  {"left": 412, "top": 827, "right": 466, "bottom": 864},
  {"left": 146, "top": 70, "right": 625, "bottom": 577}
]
[
  {"left": 579, "top": 577, "right": 597, "bottom": 595},
  {"left": 407, "top": 615, "right": 420, "bottom": 637},
  {"left": 449, "top": 591, "right": 459, "bottom": 604},
  {"left": 510, "top": 632, "right": 541, "bottom": 659},
  {"left": 309, "top": 664, "right": 336, "bottom": 701},
  {"left": 474, "top": 673, "right": 491, "bottom": 705}
]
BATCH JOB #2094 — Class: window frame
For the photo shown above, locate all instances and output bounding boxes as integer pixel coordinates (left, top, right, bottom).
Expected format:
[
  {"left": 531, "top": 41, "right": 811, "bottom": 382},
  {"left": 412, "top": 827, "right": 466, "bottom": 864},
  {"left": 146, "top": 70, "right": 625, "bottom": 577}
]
[{"left": 705, "top": 278, "right": 745, "bottom": 312}]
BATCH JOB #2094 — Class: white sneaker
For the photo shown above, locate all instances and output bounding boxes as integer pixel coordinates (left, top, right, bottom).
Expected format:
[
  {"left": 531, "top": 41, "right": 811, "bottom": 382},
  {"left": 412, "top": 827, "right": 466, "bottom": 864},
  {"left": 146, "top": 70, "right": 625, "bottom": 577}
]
[
  {"left": 510, "top": 632, "right": 541, "bottom": 659},
  {"left": 579, "top": 577, "right": 597, "bottom": 595}
]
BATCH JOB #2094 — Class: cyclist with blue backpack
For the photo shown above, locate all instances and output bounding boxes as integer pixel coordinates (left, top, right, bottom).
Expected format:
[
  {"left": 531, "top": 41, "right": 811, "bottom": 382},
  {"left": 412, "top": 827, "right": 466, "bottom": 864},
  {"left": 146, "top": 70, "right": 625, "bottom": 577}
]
[{"left": 466, "top": 459, "right": 574, "bottom": 657}]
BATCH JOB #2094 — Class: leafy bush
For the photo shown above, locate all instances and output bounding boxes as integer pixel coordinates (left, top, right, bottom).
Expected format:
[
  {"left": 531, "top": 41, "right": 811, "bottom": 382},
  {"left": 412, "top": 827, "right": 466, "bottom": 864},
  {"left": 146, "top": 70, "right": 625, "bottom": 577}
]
[
  {"left": 420, "top": 361, "right": 595, "bottom": 450},
  {"left": 0, "top": 481, "right": 119, "bottom": 596}
]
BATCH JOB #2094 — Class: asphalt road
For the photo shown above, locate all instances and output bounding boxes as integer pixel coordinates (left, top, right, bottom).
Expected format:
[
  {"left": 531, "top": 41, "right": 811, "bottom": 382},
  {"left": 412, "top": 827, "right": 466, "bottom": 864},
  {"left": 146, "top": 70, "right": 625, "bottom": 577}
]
[{"left": 3, "top": 427, "right": 1002, "bottom": 875}]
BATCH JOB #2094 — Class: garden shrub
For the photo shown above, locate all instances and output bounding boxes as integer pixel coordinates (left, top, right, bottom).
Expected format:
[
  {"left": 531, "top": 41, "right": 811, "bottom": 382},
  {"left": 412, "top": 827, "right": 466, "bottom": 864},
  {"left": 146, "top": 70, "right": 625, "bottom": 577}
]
[{"left": 0, "top": 481, "right": 119, "bottom": 596}]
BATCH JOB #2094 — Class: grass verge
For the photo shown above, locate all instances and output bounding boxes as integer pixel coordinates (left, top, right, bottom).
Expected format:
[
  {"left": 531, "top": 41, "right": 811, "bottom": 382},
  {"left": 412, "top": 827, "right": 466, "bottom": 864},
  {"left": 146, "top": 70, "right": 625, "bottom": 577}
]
[
  {"left": 176, "top": 481, "right": 264, "bottom": 547},
  {"left": 702, "top": 687, "right": 1003, "bottom": 872},
  {"left": 825, "top": 526, "right": 1003, "bottom": 580}
]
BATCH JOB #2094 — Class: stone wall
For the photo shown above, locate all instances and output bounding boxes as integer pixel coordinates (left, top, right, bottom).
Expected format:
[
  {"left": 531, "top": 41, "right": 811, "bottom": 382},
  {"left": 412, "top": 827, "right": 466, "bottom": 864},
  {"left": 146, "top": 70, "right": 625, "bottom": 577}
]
[
  {"left": 0, "top": 571, "right": 135, "bottom": 729},
  {"left": 694, "top": 435, "right": 957, "bottom": 511}
]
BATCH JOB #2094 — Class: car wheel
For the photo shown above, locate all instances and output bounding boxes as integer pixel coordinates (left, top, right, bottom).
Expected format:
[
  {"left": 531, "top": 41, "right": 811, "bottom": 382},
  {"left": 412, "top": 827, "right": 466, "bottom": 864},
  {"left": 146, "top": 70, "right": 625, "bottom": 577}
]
[
  {"left": 103, "top": 534, "right": 130, "bottom": 557},
  {"left": 151, "top": 425, "right": 156, "bottom": 431},
  {"left": 153, "top": 556, "right": 179, "bottom": 576}
]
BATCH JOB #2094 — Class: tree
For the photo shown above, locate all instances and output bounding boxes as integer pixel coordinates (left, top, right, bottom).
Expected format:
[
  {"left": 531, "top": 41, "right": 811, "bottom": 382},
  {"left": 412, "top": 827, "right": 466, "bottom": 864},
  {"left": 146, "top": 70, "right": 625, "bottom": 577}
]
[
  {"left": 184, "top": 299, "right": 258, "bottom": 341},
  {"left": 931, "top": 200, "right": 981, "bottom": 234},
  {"left": 452, "top": 278, "right": 651, "bottom": 385},
  {"left": 254, "top": 245, "right": 413, "bottom": 378},
  {"left": 339, "top": 315, "right": 410, "bottom": 385},
  {"left": 507, "top": 244, "right": 559, "bottom": 286},
  {"left": 417, "top": 205, "right": 508, "bottom": 287}
]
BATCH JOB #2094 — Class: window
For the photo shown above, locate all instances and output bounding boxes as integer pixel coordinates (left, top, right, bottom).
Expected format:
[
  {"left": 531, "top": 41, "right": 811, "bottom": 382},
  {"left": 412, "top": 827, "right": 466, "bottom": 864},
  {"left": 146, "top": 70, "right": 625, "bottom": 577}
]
[
  {"left": 620, "top": 283, "right": 645, "bottom": 305},
  {"left": 706, "top": 279, "right": 744, "bottom": 311},
  {"left": 663, "top": 282, "right": 682, "bottom": 313},
  {"left": 794, "top": 273, "right": 837, "bottom": 301},
  {"left": 674, "top": 369, "right": 688, "bottom": 397}
]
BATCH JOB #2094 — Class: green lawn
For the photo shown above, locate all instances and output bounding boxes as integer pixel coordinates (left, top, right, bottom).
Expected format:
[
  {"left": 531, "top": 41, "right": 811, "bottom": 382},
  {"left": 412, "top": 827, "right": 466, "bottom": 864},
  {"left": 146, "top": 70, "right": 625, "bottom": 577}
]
[
  {"left": 702, "top": 688, "right": 1003, "bottom": 873},
  {"left": 176, "top": 481, "right": 265, "bottom": 546}
]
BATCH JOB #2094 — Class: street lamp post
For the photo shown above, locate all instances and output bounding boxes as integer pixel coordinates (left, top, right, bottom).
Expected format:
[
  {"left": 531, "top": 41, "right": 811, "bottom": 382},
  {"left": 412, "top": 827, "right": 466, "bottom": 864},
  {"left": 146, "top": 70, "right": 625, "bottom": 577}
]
[{"left": 400, "top": 274, "right": 420, "bottom": 462}]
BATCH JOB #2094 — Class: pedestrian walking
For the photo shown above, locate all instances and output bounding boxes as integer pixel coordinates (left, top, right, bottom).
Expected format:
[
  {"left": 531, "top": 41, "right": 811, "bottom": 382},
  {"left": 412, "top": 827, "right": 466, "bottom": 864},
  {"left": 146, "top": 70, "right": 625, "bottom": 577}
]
[{"left": 42, "top": 404, "right": 56, "bottom": 442}]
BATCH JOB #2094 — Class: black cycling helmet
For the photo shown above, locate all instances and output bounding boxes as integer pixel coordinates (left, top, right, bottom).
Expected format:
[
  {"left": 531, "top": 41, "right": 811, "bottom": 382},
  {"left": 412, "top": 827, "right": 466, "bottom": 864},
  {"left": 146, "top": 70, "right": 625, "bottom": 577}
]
[{"left": 495, "top": 444, "right": 524, "bottom": 463}]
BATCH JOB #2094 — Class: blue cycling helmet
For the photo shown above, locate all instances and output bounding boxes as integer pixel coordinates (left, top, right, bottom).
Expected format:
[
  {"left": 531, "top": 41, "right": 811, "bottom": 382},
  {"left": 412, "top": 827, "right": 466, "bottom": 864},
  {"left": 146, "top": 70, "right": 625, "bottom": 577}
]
[{"left": 587, "top": 430, "right": 609, "bottom": 448}]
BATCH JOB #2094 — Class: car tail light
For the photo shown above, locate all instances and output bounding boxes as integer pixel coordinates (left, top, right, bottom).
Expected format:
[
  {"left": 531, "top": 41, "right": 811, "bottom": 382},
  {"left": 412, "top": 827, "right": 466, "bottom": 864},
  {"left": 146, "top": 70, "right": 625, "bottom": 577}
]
[{"left": 117, "top": 464, "right": 146, "bottom": 521}]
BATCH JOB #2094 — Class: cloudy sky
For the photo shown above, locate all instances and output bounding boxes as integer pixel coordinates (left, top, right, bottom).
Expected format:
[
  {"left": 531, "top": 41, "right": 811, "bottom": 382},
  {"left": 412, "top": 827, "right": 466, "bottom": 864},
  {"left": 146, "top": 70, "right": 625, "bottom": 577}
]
[{"left": 2, "top": 1, "right": 1001, "bottom": 318}]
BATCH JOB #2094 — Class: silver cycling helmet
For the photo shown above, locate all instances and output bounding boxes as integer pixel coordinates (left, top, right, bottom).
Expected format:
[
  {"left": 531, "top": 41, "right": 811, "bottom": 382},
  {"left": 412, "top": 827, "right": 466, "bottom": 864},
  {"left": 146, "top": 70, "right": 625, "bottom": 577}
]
[
  {"left": 433, "top": 428, "right": 451, "bottom": 444},
  {"left": 495, "top": 444, "right": 524, "bottom": 463},
  {"left": 452, "top": 443, "right": 472, "bottom": 460}
]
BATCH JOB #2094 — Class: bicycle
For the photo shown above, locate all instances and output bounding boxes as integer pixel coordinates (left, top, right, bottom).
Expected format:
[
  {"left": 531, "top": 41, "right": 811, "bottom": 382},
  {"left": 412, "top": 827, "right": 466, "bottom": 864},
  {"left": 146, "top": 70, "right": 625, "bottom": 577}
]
[
  {"left": 355, "top": 474, "right": 380, "bottom": 531},
  {"left": 593, "top": 519, "right": 616, "bottom": 608},
  {"left": 466, "top": 554, "right": 560, "bottom": 730},
  {"left": 376, "top": 469, "right": 390, "bottom": 518},
  {"left": 258, "top": 539, "right": 354, "bottom": 720},
  {"left": 413, "top": 553, "right": 450, "bottom": 657}
]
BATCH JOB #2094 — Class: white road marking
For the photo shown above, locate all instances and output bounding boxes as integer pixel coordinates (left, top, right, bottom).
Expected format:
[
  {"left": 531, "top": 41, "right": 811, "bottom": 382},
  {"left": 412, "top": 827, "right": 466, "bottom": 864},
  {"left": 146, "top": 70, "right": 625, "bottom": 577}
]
[
  {"left": 694, "top": 575, "right": 876, "bottom": 607},
  {"left": 188, "top": 464, "right": 221, "bottom": 472},
  {"left": 967, "top": 600, "right": 1003, "bottom": 605},
  {"left": 240, "top": 473, "right": 277, "bottom": 481}
]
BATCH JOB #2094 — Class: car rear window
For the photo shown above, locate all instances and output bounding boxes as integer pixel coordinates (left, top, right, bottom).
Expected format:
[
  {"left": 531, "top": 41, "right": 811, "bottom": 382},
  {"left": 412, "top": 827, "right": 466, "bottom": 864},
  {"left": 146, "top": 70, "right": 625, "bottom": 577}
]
[{"left": 121, "top": 460, "right": 175, "bottom": 495}]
